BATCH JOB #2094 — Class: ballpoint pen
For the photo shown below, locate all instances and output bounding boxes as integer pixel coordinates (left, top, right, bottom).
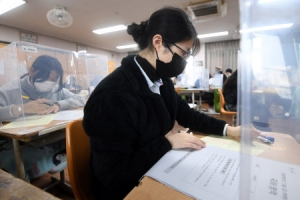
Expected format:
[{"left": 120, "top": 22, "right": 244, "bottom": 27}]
[
  {"left": 259, "top": 131, "right": 275, "bottom": 143},
  {"left": 22, "top": 95, "right": 53, "bottom": 106},
  {"left": 257, "top": 136, "right": 273, "bottom": 144},
  {"left": 21, "top": 95, "right": 33, "bottom": 100}
]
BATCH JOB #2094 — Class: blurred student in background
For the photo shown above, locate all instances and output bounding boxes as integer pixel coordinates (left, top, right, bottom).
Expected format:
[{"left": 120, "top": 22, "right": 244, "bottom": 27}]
[
  {"left": 222, "top": 69, "right": 238, "bottom": 112},
  {"left": 0, "top": 55, "right": 85, "bottom": 180}
]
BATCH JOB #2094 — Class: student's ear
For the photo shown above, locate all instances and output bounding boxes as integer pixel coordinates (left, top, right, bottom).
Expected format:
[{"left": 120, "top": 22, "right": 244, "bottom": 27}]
[
  {"left": 28, "top": 67, "right": 34, "bottom": 76},
  {"left": 152, "top": 34, "right": 165, "bottom": 53}
]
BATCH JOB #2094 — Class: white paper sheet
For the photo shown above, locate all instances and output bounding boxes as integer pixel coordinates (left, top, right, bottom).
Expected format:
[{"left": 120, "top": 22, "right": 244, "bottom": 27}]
[
  {"left": 144, "top": 145, "right": 300, "bottom": 200},
  {"left": 54, "top": 110, "right": 83, "bottom": 120}
]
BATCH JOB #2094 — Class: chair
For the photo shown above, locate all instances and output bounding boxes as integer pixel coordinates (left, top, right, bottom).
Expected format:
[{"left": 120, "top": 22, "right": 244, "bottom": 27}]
[
  {"left": 218, "top": 89, "right": 237, "bottom": 126},
  {"left": 175, "top": 87, "right": 182, "bottom": 95},
  {"left": 66, "top": 119, "right": 94, "bottom": 200}
]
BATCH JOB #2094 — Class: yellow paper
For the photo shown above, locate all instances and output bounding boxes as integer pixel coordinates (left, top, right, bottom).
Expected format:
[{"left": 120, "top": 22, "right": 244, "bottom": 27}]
[
  {"left": 0, "top": 114, "right": 57, "bottom": 129},
  {"left": 201, "top": 135, "right": 270, "bottom": 156}
]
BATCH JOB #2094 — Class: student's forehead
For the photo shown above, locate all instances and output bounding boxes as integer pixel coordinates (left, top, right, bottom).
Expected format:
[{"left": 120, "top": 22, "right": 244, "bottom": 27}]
[{"left": 49, "top": 70, "right": 59, "bottom": 78}]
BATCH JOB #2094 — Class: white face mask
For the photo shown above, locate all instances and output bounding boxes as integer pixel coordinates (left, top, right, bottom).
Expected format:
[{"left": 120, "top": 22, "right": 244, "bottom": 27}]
[{"left": 34, "top": 80, "right": 57, "bottom": 92}]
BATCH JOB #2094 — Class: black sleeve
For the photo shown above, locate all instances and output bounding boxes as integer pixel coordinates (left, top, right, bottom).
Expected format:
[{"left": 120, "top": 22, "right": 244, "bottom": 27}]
[
  {"left": 175, "top": 91, "right": 227, "bottom": 135},
  {"left": 83, "top": 90, "right": 171, "bottom": 195}
]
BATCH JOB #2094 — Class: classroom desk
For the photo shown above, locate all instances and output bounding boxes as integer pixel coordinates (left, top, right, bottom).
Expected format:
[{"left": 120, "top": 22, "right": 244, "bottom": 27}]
[
  {"left": 0, "top": 109, "right": 83, "bottom": 184},
  {"left": 0, "top": 168, "right": 61, "bottom": 200},
  {"left": 177, "top": 88, "right": 203, "bottom": 111},
  {"left": 125, "top": 132, "right": 300, "bottom": 200},
  {"left": 252, "top": 89, "right": 278, "bottom": 104},
  {"left": 0, "top": 120, "right": 70, "bottom": 181}
]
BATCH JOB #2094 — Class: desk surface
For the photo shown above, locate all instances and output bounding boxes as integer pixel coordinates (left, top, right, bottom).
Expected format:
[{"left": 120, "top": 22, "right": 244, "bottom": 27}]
[
  {"left": 0, "top": 169, "right": 61, "bottom": 200},
  {"left": 0, "top": 109, "right": 83, "bottom": 142},
  {"left": 177, "top": 88, "right": 204, "bottom": 93},
  {"left": 0, "top": 120, "right": 69, "bottom": 142},
  {"left": 125, "top": 132, "right": 300, "bottom": 199}
]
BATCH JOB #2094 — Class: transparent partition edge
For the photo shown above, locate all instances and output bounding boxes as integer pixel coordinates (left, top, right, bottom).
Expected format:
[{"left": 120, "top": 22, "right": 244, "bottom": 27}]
[{"left": 239, "top": 0, "right": 300, "bottom": 200}]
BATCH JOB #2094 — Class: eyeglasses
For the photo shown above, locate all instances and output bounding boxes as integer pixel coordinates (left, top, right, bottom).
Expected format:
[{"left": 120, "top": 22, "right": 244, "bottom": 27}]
[
  {"left": 163, "top": 39, "right": 193, "bottom": 60},
  {"left": 171, "top": 43, "right": 192, "bottom": 60}
]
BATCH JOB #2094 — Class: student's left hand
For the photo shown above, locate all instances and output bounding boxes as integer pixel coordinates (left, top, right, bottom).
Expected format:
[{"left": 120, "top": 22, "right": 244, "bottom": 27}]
[
  {"left": 40, "top": 103, "right": 60, "bottom": 114},
  {"left": 226, "top": 125, "right": 260, "bottom": 140}
]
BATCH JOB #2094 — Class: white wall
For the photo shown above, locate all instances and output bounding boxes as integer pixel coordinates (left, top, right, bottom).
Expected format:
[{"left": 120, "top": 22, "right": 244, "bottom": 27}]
[
  {"left": 0, "top": 24, "right": 126, "bottom": 67},
  {"left": 194, "top": 43, "right": 206, "bottom": 68}
]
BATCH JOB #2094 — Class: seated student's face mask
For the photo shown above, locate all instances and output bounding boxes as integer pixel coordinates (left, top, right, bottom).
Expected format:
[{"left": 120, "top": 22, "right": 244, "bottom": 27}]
[
  {"left": 34, "top": 81, "right": 56, "bottom": 92},
  {"left": 155, "top": 42, "right": 188, "bottom": 78}
]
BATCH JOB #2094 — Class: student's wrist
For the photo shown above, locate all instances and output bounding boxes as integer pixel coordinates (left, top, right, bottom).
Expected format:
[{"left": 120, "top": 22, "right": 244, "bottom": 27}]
[
  {"left": 11, "top": 104, "right": 23, "bottom": 117},
  {"left": 226, "top": 126, "right": 240, "bottom": 138},
  {"left": 54, "top": 102, "right": 60, "bottom": 109}
]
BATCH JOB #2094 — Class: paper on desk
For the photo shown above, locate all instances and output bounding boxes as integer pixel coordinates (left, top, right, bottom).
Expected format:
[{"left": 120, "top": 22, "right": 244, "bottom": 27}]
[
  {"left": 54, "top": 110, "right": 83, "bottom": 120},
  {"left": 0, "top": 114, "right": 56, "bottom": 129},
  {"left": 201, "top": 135, "right": 270, "bottom": 156},
  {"left": 144, "top": 145, "right": 300, "bottom": 200}
]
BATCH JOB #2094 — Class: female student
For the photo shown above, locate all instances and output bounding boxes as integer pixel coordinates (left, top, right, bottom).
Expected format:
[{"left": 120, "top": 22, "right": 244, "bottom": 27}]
[
  {"left": 0, "top": 55, "right": 85, "bottom": 180},
  {"left": 222, "top": 69, "right": 238, "bottom": 111},
  {"left": 0, "top": 55, "right": 85, "bottom": 122},
  {"left": 83, "top": 6, "right": 257, "bottom": 199}
]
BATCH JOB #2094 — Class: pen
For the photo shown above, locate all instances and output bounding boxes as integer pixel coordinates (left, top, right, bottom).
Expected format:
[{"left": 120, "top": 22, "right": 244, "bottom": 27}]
[
  {"left": 259, "top": 131, "right": 275, "bottom": 143},
  {"left": 22, "top": 95, "right": 33, "bottom": 100},
  {"left": 257, "top": 136, "right": 273, "bottom": 144},
  {"left": 22, "top": 95, "right": 53, "bottom": 106}
]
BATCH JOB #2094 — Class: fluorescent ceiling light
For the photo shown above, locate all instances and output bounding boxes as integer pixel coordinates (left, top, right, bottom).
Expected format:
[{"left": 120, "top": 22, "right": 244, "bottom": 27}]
[
  {"left": 258, "top": 0, "right": 278, "bottom": 4},
  {"left": 116, "top": 44, "right": 138, "bottom": 49},
  {"left": 197, "top": 31, "right": 229, "bottom": 39},
  {"left": 240, "top": 23, "right": 294, "bottom": 33},
  {"left": 93, "top": 25, "right": 127, "bottom": 34},
  {"left": 0, "top": 0, "right": 26, "bottom": 15}
]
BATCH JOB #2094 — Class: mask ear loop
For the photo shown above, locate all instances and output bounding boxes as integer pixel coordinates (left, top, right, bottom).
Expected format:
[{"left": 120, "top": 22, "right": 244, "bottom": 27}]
[
  {"left": 155, "top": 49, "right": 159, "bottom": 60},
  {"left": 155, "top": 39, "right": 174, "bottom": 60}
]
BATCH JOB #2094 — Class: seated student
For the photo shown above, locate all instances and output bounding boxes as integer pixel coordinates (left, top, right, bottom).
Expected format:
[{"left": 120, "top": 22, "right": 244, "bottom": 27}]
[
  {"left": 223, "top": 69, "right": 272, "bottom": 131},
  {"left": 225, "top": 68, "right": 233, "bottom": 77},
  {"left": 63, "top": 75, "right": 82, "bottom": 93},
  {"left": 215, "top": 66, "right": 227, "bottom": 84},
  {"left": 195, "top": 74, "right": 214, "bottom": 107},
  {"left": 82, "top": 6, "right": 259, "bottom": 199},
  {"left": 0, "top": 55, "right": 85, "bottom": 180},
  {"left": 222, "top": 69, "right": 238, "bottom": 111}
]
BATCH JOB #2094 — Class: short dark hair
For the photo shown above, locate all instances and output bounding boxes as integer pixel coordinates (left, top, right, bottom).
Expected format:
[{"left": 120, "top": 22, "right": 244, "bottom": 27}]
[
  {"left": 226, "top": 68, "right": 233, "bottom": 73},
  {"left": 22, "top": 55, "right": 64, "bottom": 92},
  {"left": 127, "top": 6, "right": 200, "bottom": 56}
]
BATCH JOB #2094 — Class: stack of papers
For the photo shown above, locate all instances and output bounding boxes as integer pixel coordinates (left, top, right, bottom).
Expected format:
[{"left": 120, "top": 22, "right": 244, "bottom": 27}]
[{"left": 144, "top": 145, "right": 300, "bottom": 200}]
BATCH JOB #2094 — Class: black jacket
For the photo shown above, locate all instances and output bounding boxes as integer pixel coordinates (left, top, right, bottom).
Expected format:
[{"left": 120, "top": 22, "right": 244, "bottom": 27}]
[{"left": 83, "top": 55, "right": 226, "bottom": 199}]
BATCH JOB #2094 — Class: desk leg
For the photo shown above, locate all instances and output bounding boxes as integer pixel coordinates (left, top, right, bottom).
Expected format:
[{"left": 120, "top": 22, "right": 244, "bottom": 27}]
[
  {"left": 198, "top": 92, "right": 202, "bottom": 111},
  {"left": 12, "top": 139, "right": 27, "bottom": 181},
  {"left": 192, "top": 92, "right": 195, "bottom": 109}
]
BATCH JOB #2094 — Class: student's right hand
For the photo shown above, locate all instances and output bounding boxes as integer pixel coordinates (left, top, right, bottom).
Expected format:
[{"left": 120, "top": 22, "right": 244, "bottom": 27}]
[
  {"left": 165, "top": 131, "right": 206, "bottom": 150},
  {"left": 23, "top": 98, "right": 52, "bottom": 114}
]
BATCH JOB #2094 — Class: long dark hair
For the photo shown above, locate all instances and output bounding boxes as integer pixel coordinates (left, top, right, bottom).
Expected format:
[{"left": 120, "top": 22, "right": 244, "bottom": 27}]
[
  {"left": 222, "top": 69, "right": 238, "bottom": 95},
  {"left": 21, "top": 55, "right": 64, "bottom": 92},
  {"left": 127, "top": 6, "right": 200, "bottom": 56}
]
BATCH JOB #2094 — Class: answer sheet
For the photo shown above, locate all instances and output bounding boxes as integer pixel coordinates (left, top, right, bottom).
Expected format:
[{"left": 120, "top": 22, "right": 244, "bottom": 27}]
[
  {"left": 144, "top": 145, "right": 300, "bottom": 200},
  {"left": 0, "top": 114, "right": 56, "bottom": 129},
  {"left": 54, "top": 110, "right": 83, "bottom": 120}
]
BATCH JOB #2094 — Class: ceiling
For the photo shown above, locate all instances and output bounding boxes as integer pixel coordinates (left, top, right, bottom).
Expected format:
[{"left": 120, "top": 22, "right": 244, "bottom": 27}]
[{"left": 0, "top": 0, "right": 241, "bottom": 53}]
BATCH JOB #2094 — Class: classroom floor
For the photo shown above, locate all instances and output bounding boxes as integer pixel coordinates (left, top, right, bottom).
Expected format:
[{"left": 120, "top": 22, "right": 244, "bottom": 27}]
[{"left": 31, "top": 169, "right": 75, "bottom": 200}]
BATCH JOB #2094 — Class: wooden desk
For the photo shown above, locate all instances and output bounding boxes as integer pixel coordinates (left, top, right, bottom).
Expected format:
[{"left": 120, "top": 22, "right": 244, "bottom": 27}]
[
  {"left": 0, "top": 108, "right": 83, "bottom": 183},
  {"left": 0, "top": 169, "right": 61, "bottom": 200},
  {"left": 125, "top": 132, "right": 300, "bottom": 199},
  {"left": 0, "top": 120, "right": 70, "bottom": 181}
]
